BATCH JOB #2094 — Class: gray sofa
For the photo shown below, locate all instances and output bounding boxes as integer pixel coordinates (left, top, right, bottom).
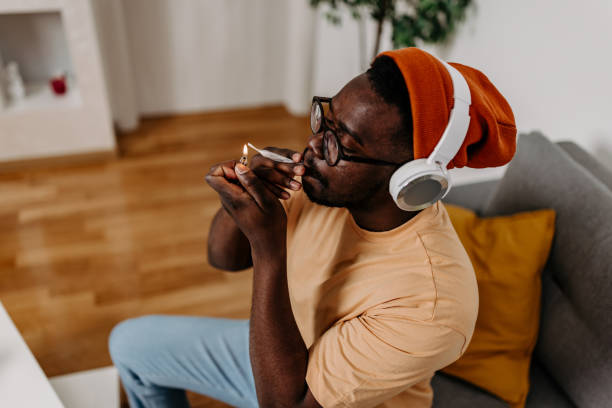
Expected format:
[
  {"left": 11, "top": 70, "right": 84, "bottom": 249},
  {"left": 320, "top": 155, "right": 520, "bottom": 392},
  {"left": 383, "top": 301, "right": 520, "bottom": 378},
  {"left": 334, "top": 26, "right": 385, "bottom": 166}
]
[{"left": 433, "top": 131, "right": 612, "bottom": 407}]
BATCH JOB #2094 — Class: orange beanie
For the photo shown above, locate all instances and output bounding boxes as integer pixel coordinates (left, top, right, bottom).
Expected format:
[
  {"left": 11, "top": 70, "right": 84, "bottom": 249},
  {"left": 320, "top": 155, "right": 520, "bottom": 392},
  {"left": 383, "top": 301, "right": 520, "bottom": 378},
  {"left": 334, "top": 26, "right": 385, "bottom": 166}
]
[{"left": 378, "top": 47, "right": 516, "bottom": 169}]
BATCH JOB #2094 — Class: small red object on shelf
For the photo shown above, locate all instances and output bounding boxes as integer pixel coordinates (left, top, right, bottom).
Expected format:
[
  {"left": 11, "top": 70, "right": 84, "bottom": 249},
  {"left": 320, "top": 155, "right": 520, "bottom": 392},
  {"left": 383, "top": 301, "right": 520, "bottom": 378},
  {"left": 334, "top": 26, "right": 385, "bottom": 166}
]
[{"left": 50, "top": 75, "right": 67, "bottom": 95}]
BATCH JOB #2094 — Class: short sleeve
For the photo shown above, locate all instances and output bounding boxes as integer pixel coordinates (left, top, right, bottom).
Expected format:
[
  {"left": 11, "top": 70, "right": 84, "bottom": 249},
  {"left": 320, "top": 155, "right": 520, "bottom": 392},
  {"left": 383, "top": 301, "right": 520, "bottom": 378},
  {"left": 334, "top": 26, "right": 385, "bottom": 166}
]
[{"left": 305, "top": 312, "right": 465, "bottom": 408}]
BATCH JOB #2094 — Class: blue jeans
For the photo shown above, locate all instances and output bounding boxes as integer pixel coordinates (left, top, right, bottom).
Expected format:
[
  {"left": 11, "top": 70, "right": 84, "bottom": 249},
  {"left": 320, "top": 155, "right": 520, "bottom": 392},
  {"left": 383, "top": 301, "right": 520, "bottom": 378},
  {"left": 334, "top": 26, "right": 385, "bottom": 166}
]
[{"left": 108, "top": 315, "right": 259, "bottom": 408}]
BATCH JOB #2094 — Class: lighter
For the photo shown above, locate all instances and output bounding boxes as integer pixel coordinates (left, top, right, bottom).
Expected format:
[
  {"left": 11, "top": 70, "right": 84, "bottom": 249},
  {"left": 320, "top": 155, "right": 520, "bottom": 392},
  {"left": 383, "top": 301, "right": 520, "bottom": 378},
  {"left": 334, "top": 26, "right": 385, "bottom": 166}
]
[{"left": 240, "top": 144, "right": 248, "bottom": 166}]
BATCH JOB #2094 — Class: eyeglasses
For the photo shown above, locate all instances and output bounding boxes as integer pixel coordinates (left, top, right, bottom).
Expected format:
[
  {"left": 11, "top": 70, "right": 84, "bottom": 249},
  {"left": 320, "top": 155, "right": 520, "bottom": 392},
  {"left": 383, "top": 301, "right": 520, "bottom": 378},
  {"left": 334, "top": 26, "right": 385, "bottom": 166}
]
[{"left": 310, "top": 96, "right": 399, "bottom": 167}]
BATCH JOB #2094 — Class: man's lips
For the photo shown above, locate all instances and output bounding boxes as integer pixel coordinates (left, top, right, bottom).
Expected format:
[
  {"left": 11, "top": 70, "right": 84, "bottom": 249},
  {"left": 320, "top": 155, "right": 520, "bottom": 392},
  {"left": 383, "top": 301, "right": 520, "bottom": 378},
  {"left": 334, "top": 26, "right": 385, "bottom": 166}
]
[
  {"left": 302, "top": 148, "right": 312, "bottom": 169},
  {"left": 301, "top": 148, "right": 318, "bottom": 178},
  {"left": 302, "top": 152, "right": 327, "bottom": 187}
]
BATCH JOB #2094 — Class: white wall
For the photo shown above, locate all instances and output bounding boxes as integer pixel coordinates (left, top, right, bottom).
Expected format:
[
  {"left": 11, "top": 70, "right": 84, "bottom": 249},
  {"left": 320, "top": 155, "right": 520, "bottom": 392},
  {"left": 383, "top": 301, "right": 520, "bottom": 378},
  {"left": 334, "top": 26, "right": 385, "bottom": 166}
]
[
  {"left": 310, "top": 6, "right": 393, "bottom": 98},
  {"left": 426, "top": 0, "right": 612, "bottom": 167},
  {"left": 99, "top": 0, "right": 612, "bottom": 170},
  {"left": 120, "top": 0, "right": 288, "bottom": 116},
  {"left": 90, "top": 0, "right": 138, "bottom": 131},
  {"left": 308, "top": 0, "right": 612, "bottom": 168}
]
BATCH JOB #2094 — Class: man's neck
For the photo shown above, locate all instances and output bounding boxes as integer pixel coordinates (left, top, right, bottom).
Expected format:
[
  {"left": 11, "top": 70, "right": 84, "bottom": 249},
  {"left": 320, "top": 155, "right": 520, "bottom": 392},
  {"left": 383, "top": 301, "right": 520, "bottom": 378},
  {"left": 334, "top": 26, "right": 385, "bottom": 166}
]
[{"left": 348, "top": 196, "right": 423, "bottom": 232}]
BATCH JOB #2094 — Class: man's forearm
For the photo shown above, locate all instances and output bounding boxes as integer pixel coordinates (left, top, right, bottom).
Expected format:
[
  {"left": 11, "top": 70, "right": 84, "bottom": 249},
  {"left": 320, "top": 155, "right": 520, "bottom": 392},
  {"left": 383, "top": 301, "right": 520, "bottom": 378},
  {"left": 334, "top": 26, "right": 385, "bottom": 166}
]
[
  {"left": 207, "top": 207, "right": 252, "bottom": 270},
  {"left": 249, "top": 243, "right": 310, "bottom": 407}
]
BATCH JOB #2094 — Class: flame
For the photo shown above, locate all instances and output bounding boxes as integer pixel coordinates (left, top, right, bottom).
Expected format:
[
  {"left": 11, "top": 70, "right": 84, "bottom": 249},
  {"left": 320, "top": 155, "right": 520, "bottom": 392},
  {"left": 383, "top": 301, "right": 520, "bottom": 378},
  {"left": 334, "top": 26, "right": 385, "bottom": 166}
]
[{"left": 242, "top": 144, "right": 248, "bottom": 155}]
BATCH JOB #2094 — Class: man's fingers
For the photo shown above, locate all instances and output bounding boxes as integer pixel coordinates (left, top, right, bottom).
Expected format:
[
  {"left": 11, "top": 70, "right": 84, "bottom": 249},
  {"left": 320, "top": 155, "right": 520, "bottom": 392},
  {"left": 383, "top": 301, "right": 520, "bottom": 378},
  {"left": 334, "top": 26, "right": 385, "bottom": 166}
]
[
  {"left": 276, "top": 161, "right": 304, "bottom": 176},
  {"left": 234, "top": 163, "right": 275, "bottom": 209},
  {"left": 208, "top": 160, "right": 239, "bottom": 180},
  {"left": 262, "top": 180, "right": 290, "bottom": 200},
  {"left": 205, "top": 171, "right": 247, "bottom": 203},
  {"left": 253, "top": 166, "right": 302, "bottom": 191},
  {"left": 252, "top": 154, "right": 303, "bottom": 177}
]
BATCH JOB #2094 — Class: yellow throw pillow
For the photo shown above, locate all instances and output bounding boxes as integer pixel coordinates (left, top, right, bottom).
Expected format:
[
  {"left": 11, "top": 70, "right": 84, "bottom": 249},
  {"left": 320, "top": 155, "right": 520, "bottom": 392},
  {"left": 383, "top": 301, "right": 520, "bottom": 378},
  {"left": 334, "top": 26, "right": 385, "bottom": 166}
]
[{"left": 442, "top": 203, "right": 556, "bottom": 408}]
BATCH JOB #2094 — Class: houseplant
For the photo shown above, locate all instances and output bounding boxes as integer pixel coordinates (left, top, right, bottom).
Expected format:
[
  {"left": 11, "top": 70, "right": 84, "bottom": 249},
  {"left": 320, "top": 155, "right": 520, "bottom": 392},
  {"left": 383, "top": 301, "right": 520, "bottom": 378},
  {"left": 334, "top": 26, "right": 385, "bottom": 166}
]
[{"left": 309, "top": 0, "right": 472, "bottom": 60}]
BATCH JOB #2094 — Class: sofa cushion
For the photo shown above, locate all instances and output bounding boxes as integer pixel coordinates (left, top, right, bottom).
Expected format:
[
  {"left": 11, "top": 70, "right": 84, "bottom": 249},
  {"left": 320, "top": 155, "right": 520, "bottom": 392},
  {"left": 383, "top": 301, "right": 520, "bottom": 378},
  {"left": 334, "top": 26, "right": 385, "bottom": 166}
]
[
  {"left": 442, "top": 179, "right": 501, "bottom": 215},
  {"left": 431, "top": 373, "right": 508, "bottom": 407},
  {"left": 526, "top": 361, "right": 575, "bottom": 408},
  {"left": 483, "top": 131, "right": 612, "bottom": 407},
  {"left": 441, "top": 203, "right": 555, "bottom": 407}
]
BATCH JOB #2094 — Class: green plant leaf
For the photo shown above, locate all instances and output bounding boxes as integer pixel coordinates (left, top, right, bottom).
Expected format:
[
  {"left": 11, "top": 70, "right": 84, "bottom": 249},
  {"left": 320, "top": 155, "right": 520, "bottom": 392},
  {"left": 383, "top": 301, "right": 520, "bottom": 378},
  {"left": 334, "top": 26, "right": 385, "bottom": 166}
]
[{"left": 308, "top": 0, "right": 472, "bottom": 52}]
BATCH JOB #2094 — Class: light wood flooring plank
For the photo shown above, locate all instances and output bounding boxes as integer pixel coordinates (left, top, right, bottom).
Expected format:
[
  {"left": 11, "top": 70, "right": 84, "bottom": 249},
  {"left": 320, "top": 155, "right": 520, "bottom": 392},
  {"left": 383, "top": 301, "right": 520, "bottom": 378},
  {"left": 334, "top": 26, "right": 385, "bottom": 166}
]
[{"left": 0, "top": 105, "right": 308, "bottom": 406}]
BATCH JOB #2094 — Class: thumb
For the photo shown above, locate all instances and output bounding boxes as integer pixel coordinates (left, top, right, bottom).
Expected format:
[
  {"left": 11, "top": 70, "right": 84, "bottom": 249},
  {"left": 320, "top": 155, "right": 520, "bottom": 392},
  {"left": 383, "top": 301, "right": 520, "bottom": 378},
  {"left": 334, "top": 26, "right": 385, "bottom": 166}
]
[
  {"left": 235, "top": 163, "right": 249, "bottom": 175},
  {"left": 235, "top": 163, "right": 273, "bottom": 209}
]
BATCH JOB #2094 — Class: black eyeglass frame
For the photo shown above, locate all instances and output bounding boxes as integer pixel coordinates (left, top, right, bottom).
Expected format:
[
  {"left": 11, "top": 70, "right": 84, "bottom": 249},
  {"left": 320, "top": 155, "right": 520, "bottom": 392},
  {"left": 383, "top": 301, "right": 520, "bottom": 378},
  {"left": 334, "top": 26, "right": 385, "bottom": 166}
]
[{"left": 311, "top": 96, "right": 400, "bottom": 167}]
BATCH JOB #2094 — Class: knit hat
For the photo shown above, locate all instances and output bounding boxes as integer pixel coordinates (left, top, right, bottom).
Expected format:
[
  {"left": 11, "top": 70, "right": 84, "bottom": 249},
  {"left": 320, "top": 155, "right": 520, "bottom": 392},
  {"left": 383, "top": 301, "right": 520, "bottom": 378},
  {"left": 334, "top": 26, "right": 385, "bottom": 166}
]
[{"left": 377, "top": 47, "right": 516, "bottom": 169}]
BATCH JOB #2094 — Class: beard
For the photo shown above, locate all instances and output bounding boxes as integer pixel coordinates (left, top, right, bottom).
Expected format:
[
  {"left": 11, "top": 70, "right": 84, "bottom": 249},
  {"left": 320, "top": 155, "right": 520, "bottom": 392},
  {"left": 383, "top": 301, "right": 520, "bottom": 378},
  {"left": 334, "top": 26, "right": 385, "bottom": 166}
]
[
  {"left": 301, "top": 146, "right": 384, "bottom": 208},
  {"left": 302, "top": 175, "right": 345, "bottom": 208},
  {"left": 302, "top": 168, "right": 384, "bottom": 208}
]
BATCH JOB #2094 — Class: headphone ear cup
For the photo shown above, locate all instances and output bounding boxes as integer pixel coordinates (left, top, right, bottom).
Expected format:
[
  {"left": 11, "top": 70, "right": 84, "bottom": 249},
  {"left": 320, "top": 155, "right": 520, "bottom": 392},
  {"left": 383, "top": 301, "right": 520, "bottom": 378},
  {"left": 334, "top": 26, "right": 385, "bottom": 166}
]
[{"left": 389, "top": 159, "right": 450, "bottom": 211}]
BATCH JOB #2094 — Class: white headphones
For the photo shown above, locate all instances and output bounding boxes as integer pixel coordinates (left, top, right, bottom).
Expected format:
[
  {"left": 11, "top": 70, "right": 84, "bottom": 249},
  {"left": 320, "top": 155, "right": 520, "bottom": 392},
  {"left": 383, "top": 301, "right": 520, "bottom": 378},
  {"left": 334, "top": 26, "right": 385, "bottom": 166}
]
[{"left": 389, "top": 55, "right": 472, "bottom": 211}]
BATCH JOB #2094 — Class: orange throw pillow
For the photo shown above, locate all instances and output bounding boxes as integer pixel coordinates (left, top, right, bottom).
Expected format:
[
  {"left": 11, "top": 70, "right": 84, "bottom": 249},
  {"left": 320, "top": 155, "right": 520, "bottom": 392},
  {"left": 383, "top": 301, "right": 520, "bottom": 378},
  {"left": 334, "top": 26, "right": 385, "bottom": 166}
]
[{"left": 442, "top": 203, "right": 556, "bottom": 408}]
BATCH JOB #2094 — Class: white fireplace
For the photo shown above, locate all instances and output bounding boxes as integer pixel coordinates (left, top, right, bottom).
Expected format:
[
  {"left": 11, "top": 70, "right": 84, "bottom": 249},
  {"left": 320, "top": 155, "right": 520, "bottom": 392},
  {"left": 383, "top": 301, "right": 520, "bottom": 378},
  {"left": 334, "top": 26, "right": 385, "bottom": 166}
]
[{"left": 0, "top": 0, "right": 114, "bottom": 164}]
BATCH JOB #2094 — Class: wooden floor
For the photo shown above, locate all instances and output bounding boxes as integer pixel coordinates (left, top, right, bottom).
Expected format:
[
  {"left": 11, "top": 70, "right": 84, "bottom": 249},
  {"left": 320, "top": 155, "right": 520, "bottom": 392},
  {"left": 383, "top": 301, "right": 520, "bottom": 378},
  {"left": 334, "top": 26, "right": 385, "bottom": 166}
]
[{"left": 0, "top": 105, "right": 308, "bottom": 407}]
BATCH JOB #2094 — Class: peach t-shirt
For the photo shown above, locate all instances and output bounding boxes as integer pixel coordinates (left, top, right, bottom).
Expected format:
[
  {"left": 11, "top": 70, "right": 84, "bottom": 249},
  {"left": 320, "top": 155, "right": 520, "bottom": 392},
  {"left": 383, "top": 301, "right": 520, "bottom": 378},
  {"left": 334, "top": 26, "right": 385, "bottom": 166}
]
[{"left": 282, "top": 188, "right": 479, "bottom": 408}]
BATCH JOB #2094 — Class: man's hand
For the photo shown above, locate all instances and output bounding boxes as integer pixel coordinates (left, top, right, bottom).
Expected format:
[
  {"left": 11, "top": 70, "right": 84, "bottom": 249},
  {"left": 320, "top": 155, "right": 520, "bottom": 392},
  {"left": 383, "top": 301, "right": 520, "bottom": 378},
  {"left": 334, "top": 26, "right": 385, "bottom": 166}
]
[
  {"left": 206, "top": 151, "right": 322, "bottom": 408},
  {"left": 250, "top": 147, "right": 304, "bottom": 199},
  {"left": 205, "top": 159, "right": 288, "bottom": 252}
]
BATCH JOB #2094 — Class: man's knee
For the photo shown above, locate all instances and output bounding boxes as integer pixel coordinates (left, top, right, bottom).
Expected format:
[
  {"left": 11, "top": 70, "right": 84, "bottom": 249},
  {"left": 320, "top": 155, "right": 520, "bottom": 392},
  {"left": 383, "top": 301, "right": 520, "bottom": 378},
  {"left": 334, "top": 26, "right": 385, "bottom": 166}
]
[{"left": 109, "top": 315, "right": 164, "bottom": 366}]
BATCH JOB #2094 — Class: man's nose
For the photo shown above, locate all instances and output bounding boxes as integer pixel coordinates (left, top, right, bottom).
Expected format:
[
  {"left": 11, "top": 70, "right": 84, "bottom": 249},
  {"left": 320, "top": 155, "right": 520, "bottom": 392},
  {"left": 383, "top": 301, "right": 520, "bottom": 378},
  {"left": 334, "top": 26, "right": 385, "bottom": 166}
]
[{"left": 307, "top": 132, "right": 324, "bottom": 160}]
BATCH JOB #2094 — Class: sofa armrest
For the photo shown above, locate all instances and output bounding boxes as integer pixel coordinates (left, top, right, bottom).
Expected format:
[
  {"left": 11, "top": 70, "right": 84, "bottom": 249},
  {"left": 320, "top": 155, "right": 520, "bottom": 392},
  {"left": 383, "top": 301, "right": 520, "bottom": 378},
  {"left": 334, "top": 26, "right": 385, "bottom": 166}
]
[{"left": 442, "top": 179, "right": 501, "bottom": 215}]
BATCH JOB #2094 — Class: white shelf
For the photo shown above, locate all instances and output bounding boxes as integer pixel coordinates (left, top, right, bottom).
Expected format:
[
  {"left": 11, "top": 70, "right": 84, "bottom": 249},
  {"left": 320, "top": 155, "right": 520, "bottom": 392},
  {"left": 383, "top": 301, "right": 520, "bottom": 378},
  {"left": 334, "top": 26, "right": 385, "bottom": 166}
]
[
  {"left": 0, "top": 0, "right": 62, "bottom": 15},
  {"left": 0, "top": 0, "right": 115, "bottom": 163},
  {"left": 1, "top": 81, "right": 81, "bottom": 115}
]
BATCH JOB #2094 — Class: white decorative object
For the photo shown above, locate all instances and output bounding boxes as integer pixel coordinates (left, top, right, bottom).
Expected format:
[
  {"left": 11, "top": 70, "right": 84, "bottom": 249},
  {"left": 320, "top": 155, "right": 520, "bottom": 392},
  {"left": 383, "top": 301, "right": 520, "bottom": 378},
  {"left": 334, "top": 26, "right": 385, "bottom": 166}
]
[{"left": 5, "top": 61, "right": 25, "bottom": 103}]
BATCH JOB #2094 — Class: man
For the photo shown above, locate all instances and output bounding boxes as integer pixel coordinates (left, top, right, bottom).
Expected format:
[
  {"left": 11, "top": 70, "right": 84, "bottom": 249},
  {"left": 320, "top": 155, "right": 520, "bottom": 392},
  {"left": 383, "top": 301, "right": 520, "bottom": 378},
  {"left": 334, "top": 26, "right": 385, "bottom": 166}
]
[{"left": 109, "top": 47, "right": 516, "bottom": 407}]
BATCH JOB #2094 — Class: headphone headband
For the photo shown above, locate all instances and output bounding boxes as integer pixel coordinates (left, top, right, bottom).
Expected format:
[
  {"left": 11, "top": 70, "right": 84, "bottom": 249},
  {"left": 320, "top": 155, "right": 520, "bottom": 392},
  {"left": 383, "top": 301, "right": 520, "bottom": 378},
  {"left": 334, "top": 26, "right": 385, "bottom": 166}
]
[
  {"left": 388, "top": 53, "right": 472, "bottom": 211},
  {"left": 427, "top": 59, "right": 471, "bottom": 168}
]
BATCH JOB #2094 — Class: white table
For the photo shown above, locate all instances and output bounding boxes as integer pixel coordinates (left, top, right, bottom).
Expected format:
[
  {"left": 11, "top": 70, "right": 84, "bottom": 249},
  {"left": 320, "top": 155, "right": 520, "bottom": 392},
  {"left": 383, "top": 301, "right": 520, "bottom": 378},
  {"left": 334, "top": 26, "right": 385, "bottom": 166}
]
[{"left": 0, "top": 301, "right": 64, "bottom": 408}]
